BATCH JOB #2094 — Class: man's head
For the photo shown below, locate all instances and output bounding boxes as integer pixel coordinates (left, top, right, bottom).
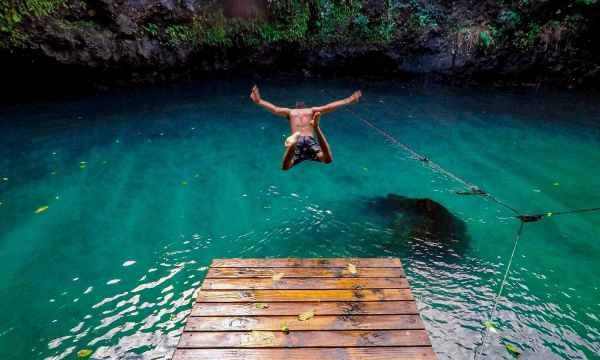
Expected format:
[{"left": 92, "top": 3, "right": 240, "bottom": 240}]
[{"left": 295, "top": 101, "right": 306, "bottom": 109}]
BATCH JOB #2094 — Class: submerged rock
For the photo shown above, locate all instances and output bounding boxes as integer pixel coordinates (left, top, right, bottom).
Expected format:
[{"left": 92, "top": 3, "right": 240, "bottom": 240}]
[{"left": 366, "top": 194, "right": 468, "bottom": 255}]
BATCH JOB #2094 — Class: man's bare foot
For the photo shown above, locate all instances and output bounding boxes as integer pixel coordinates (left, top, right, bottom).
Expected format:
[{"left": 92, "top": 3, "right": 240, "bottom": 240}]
[
  {"left": 285, "top": 132, "right": 301, "bottom": 147},
  {"left": 310, "top": 112, "right": 321, "bottom": 129}
]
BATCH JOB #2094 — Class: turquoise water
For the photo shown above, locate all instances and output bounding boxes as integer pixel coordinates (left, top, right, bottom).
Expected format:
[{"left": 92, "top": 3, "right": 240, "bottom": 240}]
[{"left": 1, "top": 79, "right": 599, "bottom": 359}]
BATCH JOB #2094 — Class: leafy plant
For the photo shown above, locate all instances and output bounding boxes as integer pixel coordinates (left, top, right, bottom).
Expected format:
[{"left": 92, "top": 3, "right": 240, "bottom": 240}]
[
  {"left": 143, "top": 23, "right": 159, "bottom": 37},
  {"left": 165, "top": 24, "right": 196, "bottom": 46},
  {"left": 498, "top": 9, "right": 521, "bottom": 27},
  {"left": 1, "top": 0, "right": 63, "bottom": 47},
  {"left": 478, "top": 26, "right": 498, "bottom": 48}
]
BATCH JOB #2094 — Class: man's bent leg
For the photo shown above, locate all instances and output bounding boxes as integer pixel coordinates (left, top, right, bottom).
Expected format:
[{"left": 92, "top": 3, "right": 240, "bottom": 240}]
[
  {"left": 311, "top": 113, "right": 333, "bottom": 164},
  {"left": 282, "top": 132, "right": 301, "bottom": 170}
]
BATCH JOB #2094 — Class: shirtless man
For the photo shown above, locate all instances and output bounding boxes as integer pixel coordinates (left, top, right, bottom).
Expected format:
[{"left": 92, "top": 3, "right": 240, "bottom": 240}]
[{"left": 250, "top": 85, "right": 362, "bottom": 170}]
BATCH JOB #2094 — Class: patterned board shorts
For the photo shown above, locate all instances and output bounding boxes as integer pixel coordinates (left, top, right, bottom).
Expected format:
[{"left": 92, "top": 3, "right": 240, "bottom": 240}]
[{"left": 293, "top": 135, "right": 322, "bottom": 163}]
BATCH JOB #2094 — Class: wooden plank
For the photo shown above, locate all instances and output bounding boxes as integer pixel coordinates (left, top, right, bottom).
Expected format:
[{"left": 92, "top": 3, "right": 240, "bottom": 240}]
[
  {"left": 201, "top": 277, "right": 409, "bottom": 290},
  {"left": 197, "top": 289, "right": 413, "bottom": 302},
  {"left": 206, "top": 267, "right": 405, "bottom": 279},
  {"left": 185, "top": 315, "right": 424, "bottom": 331},
  {"left": 191, "top": 301, "right": 419, "bottom": 316},
  {"left": 178, "top": 330, "right": 431, "bottom": 348},
  {"left": 173, "top": 347, "right": 437, "bottom": 360},
  {"left": 211, "top": 258, "right": 402, "bottom": 268}
]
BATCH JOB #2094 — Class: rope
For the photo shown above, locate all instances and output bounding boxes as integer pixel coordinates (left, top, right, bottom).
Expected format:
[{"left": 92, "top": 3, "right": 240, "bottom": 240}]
[
  {"left": 344, "top": 106, "right": 522, "bottom": 216},
  {"left": 532, "top": 206, "right": 600, "bottom": 218},
  {"left": 473, "top": 221, "right": 525, "bottom": 360}
]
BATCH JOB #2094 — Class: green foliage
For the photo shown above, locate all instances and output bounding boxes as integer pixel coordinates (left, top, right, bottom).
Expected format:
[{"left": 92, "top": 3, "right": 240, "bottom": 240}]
[
  {"left": 143, "top": 23, "right": 159, "bottom": 37},
  {"left": 1, "top": 0, "right": 63, "bottom": 47},
  {"left": 515, "top": 23, "right": 540, "bottom": 49},
  {"left": 165, "top": 24, "right": 196, "bottom": 46},
  {"left": 498, "top": 9, "right": 521, "bottom": 27},
  {"left": 312, "top": 0, "right": 397, "bottom": 44},
  {"left": 258, "top": 1, "right": 309, "bottom": 43},
  {"left": 478, "top": 26, "right": 498, "bottom": 48}
]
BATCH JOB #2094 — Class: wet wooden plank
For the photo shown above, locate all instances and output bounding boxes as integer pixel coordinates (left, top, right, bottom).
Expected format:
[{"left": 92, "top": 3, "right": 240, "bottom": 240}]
[
  {"left": 191, "top": 301, "right": 419, "bottom": 316},
  {"left": 201, "top": 277, "right": 409, "bottom": 290},
  {"left": 206, "top": 267, "right": 405, "bottom": 279},
  {"left": 197, "top": 289, "right": 413, "bottom": 302},
  {"left": 185, "top": 315, "right": 424, "bottom": 331},
  {"left": 178, "top": 330, "right": 431, "bottom": 348},
  {"left": 211, "top": 258, "right": 402, "bottom": 268},
  {"left": 172, "top": 347, "right": 437, "bottom": 360}
]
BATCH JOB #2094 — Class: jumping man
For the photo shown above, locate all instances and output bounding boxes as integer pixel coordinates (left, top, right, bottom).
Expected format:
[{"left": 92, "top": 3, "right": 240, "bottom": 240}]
[{"left": 250, "top": 85, "right": 362, "bottom": 170}]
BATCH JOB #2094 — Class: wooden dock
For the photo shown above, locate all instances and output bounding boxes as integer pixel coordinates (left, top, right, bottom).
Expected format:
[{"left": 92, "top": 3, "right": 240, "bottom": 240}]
[{"left": 173, "top": 258, "right": 436, "bottom": 360}]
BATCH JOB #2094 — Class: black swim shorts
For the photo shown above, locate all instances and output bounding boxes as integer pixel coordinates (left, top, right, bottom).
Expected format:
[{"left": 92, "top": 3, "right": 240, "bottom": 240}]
[{"left": 293, "top": 135, "right": 322, "bottom": 163}]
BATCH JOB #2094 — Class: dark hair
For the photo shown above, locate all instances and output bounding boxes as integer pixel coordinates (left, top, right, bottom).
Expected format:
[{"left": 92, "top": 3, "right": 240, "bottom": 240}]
[{"left": 295, "top": 101, "right": 306, "bottom": 108}]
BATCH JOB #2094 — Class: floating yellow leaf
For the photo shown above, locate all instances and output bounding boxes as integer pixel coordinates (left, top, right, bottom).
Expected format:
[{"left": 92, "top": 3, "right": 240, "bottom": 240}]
[
  {"left": 77, "top": 348, "right": 93, "bottom": 358},
  {"left": 504, "top": 343, "right": 521, "bottom": 358},
  {"left": 281, "top": 323, "right": 289, "bottom": 334},
  {"left": 484, "top": 320, "right": 497, "bottom": 333},
  {"left": 255, "top": 303, "right": 269, "bottom": 309},
  {"left": 272, "top": 272, "right": 285, "bottom": 281},
  {"left": 347, "top": 263, "right": 357, "bottom": 275},
  {"left": 298, "top": 309, "right": 314, "bottom": 321},
  {"left": 35, "top": 206, "right": 49, "bottom": 214}
]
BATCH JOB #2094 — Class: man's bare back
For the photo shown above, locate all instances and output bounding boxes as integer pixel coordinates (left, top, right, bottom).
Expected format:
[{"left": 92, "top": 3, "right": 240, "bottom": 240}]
[{"left": 250, "top": 85, "right": 362, "bottom": 170}]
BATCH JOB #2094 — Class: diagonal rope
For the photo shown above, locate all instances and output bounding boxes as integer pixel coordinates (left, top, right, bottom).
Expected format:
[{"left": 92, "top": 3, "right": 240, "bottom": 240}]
[
  {"left": 473, "top": 221, "right": 525, "bottom": 360},
  {"left": 344, "top": 106, "right": 521, "bottom": 216}
]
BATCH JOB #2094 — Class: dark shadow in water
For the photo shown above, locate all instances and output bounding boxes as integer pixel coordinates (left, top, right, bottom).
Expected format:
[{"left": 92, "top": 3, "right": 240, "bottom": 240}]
[{"left": 363, "top": 193, "right": 470, "bottom": 261}]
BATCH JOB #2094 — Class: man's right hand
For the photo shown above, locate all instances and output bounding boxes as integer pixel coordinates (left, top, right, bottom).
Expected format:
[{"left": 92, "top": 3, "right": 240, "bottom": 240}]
[
  {"left": 349, "top": 90, "right": 362, "bottom": 104},
  {"left": 250, "top": 85, "right": 261, "bottom": 104}
]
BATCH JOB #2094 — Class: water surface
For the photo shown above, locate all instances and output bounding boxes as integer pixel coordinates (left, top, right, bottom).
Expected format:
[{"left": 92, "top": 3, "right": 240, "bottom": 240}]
[{"left": 0, "top": 79, "right": 599, "bottom": 359}]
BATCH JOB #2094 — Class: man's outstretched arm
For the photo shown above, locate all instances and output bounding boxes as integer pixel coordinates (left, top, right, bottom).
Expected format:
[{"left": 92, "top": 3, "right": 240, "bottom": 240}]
[
  {"left": 250, "top": 85, "right": 291, "bottom": 118},
  {"left": 312, "top": 90, "right": 362, "bottom": 114}
]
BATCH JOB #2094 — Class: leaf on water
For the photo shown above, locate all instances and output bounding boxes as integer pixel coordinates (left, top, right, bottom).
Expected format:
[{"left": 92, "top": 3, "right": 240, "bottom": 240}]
[
  {"left": 255, "top": 303, "right": 269, "bottom": 309},
  {"left": 80, "top": 164, "right": 86, "bottom": 169},
  {"left": 181, "top": 181, "right": 188, "bottom": 186},
  {"left": 484, "top": 320, "right": 497, "bottom": 333},
  {"left": 298, "top": 309, "right": 315, "bottom": 321},
  {"left": 35, "top": 206, "right": 49, "bottom": 214},
  {"left": 77, "top": 348, "right": 93, "bottom": 358},
  {"left": 272, "top": 272, "right": 285, "bottom": 281},
  {"left": 281, "top": 323, "right": 289, "bottom": 334},
  {"left": 547, "top": 212, "right": 553, "bottom": 217},
  {"left": 504, "top": 343, "right": 521, "bottom": 358},
  {"left": 347, "top": 263, "right": 357, "bottom": 275},
  {"left": 553, "top": 182, "right": 560, "bottom": 186}
]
